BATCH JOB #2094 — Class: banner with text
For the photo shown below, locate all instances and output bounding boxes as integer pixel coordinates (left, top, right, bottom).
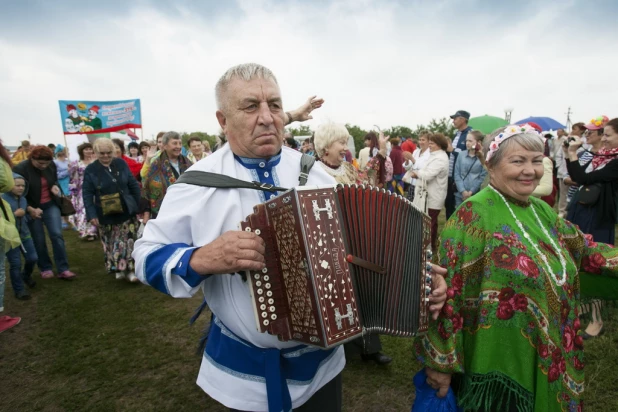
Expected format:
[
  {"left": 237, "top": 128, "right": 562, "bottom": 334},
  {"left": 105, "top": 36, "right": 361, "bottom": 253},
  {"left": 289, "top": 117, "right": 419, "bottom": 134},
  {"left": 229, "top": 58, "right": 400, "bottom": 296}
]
[{"left": 58, "top": 99, "right": 142, "bottom": 134}]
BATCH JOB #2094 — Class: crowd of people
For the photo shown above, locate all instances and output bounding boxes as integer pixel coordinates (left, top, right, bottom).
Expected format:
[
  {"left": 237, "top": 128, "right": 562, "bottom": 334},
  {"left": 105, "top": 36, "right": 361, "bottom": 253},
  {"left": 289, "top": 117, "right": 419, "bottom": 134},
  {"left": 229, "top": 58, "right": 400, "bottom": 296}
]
[{"left": 1, "top": 62, "right": 617, "bottom": 412}]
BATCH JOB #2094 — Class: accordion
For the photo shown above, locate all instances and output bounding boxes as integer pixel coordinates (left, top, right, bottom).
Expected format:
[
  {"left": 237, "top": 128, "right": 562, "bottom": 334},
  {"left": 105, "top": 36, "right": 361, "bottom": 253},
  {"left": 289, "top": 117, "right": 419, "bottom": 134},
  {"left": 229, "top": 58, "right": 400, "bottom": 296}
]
[{"left": 240, "top": 184, "right": 432, "bottom": 349}]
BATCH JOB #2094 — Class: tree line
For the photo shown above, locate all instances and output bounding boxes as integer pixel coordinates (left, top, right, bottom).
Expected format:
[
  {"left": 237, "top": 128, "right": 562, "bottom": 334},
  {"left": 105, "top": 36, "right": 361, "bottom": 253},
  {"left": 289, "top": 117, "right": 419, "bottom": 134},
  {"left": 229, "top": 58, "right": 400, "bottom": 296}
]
[{"left": 178, "top": 117, "right": 456, "bottom": 154}]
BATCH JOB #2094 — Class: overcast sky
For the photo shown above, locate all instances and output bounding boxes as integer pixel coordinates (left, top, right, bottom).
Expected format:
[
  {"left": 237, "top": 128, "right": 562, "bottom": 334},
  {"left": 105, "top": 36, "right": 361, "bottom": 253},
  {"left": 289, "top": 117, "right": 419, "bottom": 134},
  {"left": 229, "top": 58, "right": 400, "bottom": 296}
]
[{"left": 0, "top": 0, "right": 616, "bottom": 146}]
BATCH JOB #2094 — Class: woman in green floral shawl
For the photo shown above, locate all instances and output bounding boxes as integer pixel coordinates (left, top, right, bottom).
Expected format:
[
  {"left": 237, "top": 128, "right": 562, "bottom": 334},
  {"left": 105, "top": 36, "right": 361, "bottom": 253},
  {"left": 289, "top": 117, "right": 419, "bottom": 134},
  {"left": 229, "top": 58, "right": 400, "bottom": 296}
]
[{"left": 415, "top": 124, "right": 618, "bottom": 412}]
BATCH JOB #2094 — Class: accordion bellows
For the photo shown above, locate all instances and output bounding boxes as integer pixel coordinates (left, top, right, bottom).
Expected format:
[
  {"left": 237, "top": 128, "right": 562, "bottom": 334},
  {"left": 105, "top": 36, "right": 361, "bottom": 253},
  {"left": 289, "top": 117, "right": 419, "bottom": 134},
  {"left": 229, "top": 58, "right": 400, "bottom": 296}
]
[{"left": 240, "top": 184, "right": 432, "bottom": 349}]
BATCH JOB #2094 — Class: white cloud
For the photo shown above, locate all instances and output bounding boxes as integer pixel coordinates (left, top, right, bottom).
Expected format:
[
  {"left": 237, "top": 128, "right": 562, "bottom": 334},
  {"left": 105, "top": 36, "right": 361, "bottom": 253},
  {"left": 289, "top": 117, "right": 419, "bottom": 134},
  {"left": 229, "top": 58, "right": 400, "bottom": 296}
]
[{"left": 0, "top": 0, "right": 616, "bottom": 146}]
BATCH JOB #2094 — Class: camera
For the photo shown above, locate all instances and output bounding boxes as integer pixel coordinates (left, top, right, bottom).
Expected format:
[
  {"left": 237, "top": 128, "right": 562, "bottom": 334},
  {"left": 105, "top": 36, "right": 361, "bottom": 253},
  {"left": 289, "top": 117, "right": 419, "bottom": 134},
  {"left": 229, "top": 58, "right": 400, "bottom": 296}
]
[{"left": 563, "top": 137, "right": 576, "bottom": 148}]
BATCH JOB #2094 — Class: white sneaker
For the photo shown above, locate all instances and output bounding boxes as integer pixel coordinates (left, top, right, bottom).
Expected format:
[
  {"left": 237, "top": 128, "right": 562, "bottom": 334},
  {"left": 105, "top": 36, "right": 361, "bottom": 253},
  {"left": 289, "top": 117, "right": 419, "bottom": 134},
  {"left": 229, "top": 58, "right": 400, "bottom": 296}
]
[
  {"left": 127, "top": 272, "right": 139, "bottom": 283},
  {"left": 115, "top": 272, "right": 126, "bottom": 280}
]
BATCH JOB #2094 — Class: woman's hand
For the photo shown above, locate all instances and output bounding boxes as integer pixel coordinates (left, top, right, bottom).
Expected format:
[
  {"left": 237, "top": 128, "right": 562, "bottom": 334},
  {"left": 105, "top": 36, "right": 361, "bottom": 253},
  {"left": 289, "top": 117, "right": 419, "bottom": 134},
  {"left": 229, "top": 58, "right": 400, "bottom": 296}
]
[
  {"left": 428, "top": 264, "right": 448, "bottom": 320},
  {"left": 51, "top": 185, "right": 60, "bottom": 196},
  {"left": 14, "top": 208, "right": 26, "bottom": 218},
  {"left": 28, "top": 207, "right": 43, "bottom": 219},
  {"left": 90, "top": 218, "right": 99, "bottom": 226},
  {"left": 425, "top": 368, "right": 452, "bottom": 398}
]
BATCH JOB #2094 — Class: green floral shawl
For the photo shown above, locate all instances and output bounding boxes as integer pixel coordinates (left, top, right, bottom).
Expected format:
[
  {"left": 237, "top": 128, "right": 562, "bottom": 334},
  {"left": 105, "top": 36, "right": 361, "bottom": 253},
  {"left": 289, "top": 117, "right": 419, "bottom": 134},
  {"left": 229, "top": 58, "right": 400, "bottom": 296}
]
[{"left": 414, "top": 186, "right": 618, "bottom": 412}]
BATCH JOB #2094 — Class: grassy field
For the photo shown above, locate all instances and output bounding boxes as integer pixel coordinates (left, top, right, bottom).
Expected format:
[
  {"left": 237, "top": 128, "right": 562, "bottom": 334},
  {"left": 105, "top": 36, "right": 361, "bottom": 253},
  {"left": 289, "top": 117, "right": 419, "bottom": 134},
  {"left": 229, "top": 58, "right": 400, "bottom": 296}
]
[{"left": 1, "top": 228, "right": 617, "bottom": 411}]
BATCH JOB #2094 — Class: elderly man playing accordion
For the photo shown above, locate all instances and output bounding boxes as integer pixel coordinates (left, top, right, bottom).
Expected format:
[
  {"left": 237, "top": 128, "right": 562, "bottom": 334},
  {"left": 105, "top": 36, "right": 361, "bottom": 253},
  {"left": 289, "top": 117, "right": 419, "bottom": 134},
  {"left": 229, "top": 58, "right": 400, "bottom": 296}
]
[{"left": 133, "top": 63, "right": 447, "bottom": 412}]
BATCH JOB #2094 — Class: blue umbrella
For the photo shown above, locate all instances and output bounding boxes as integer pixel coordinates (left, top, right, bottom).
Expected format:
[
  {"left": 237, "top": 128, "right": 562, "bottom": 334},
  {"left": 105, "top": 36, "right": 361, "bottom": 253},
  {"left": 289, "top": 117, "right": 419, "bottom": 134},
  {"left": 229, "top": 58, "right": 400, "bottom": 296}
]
[{"left": 514, "top": 116, "right": 566, "bottom": 131}]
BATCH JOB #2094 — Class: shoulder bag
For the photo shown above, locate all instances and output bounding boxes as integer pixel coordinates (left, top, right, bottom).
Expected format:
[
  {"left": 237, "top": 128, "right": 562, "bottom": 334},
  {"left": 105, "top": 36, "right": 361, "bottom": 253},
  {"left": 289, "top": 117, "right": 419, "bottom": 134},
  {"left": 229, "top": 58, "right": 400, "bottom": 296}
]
[
  {"left": 58, "top": 185, "right": 76, "bottom": 216},
  {"left": 412, "top": 177, "right": 429, "bottom": 214}
]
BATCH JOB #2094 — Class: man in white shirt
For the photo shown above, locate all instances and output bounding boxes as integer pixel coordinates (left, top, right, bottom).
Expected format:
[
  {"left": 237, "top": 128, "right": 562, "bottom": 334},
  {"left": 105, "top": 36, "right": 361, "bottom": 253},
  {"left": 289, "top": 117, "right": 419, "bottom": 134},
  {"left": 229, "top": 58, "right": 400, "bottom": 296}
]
[{"left": 133, "top": 63, "right": 446, "bottom": 412}]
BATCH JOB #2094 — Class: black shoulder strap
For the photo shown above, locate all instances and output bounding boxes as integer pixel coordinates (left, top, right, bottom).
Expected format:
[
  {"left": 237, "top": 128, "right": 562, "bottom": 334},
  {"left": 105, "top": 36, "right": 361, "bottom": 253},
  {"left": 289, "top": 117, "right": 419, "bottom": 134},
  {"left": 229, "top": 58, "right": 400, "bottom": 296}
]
[
  {"left": 175, "top": 153, "right": 315, "bottom": 192},
  {"left": 175, "top": 170, "right": 287, "bottom": 193},
  {"left": 299, "top": 154, "right": 315, "bottom": 186}
]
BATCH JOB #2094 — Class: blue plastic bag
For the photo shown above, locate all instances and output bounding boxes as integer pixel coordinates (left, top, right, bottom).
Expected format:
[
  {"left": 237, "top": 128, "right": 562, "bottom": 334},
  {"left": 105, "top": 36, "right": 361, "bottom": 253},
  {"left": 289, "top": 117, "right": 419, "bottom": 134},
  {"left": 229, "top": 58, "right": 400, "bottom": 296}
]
[{"left": 411, "top": 369, "right": 462, "bottom": 412}]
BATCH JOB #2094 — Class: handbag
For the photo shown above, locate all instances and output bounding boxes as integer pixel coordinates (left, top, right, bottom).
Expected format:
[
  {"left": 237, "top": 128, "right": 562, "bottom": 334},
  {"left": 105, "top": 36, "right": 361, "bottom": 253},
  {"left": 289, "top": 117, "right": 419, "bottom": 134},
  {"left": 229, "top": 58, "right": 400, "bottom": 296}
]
[
  {"left": 412, "top": 177, "right": 429, "bottom": 214},
  {"left": 57, "top": 186, "right": 76, "bottom": 216},
  {"left": 97, "top": 164, "right": 126, "bottom": 216},
  {"left": 100, "top": 192, "right": 124, "bottom": 215},
  {"left": 578, "top": 183, "right": 602, "bottom": 206}
]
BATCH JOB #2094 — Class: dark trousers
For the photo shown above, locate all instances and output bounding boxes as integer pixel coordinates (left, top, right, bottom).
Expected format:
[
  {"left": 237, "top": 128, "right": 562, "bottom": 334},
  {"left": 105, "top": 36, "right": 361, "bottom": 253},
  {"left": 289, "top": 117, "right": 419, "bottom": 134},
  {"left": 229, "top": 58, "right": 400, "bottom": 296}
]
[
  {"left": 6, "top": 238, "right": 38, "bottom": 295},
  {"left": 28, "top": 202, "right": 69, "bottom": 273},
  {"left": 428, "top": 208, "right": 441, "bottom": 252},
  {"left": 229, "top": 373, "right": 342, "bottom": 412},
  {"left": 347, "top": 333, "right": 382, "bottom": 355},
  {"left": 445, "top": 177, "right": 456, "bottom": 219}
]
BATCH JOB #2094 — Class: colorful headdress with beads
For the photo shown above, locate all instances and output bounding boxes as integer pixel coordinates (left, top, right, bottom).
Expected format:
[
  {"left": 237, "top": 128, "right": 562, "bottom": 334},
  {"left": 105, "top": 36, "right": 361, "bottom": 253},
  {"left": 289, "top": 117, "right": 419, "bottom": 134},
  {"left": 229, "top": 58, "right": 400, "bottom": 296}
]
[
  {"left": 585, "top": 115, "right": 609, "bottom": 131},
  {"left": 485, "top": 124, "right": 542, "bottom": 162}
]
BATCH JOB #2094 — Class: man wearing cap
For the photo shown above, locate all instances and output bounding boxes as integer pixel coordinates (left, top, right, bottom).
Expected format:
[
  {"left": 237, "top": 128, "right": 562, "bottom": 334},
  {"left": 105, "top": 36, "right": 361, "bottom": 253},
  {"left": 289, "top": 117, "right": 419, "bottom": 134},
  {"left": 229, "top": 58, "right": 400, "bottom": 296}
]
[
  {"left": 133, "top": 63, "right": 448, "bottom": 412},
  {"left": 85, "top": 105, "right": 102, "bottom": 130},
  {"left": 446, "top": 110, "right": 471, "bottom": 218}
]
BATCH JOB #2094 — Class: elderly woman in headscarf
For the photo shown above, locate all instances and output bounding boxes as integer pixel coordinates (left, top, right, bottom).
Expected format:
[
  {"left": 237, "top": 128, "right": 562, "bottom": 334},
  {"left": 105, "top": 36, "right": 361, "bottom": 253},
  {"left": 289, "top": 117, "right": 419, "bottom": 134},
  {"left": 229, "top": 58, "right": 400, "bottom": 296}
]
[{"left": 415, "top": 124, "right": 618, "bottom": 412}]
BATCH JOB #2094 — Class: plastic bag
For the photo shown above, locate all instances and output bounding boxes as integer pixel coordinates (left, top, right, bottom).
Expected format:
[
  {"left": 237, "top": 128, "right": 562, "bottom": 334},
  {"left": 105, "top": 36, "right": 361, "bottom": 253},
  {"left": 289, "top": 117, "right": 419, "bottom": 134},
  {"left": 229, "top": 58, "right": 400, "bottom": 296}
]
[{"left": 411, "top": 369, "right": 462, "bottom": 412}]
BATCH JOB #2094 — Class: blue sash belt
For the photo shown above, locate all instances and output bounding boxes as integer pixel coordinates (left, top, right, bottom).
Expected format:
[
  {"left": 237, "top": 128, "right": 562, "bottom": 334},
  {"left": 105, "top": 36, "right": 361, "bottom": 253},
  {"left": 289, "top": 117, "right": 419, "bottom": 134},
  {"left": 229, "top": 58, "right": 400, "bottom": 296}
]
[{"left": 205, "top": 317, "right": 336, "bottom": 412}]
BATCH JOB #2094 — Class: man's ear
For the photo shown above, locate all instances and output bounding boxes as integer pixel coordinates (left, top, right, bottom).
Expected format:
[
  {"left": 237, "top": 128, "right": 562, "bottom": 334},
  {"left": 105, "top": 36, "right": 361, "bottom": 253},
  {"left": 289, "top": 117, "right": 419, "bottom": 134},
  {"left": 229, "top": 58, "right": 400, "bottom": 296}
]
[{"left": 216, "top": 110, "right": 227, "bottom": 134}]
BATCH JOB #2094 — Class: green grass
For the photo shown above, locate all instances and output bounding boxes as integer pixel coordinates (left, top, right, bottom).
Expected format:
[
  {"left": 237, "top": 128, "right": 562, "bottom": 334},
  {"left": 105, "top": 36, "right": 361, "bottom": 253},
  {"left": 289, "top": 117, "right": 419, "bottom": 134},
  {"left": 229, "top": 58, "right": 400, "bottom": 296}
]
[{"left": 1, "top": 225, "right": 617, "bottom": 411}]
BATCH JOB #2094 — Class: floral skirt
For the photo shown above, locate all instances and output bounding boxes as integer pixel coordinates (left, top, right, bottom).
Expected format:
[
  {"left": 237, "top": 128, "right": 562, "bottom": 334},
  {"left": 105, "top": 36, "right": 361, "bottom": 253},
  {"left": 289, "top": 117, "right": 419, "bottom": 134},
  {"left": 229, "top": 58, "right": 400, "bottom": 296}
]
[{"left": 98, "top": 217, "right": 139, "bottom": 274}]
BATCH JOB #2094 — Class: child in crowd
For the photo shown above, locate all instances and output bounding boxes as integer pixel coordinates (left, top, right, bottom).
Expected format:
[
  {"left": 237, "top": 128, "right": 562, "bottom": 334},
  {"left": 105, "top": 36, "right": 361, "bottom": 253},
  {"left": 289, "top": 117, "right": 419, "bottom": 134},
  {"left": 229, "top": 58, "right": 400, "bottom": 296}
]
[
  {"left": 3, "top": 174, "right": 38, "bottom": 300},
  {"left": 54, "top": 145, "right": 72, "bottom": 230}
]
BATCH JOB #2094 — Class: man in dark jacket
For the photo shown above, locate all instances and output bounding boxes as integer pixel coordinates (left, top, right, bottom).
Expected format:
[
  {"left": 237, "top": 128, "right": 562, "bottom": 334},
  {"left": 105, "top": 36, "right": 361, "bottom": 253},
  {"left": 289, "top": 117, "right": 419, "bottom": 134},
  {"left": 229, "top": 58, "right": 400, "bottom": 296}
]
[{"left": 446, "top": 110, "right": 472, "bottom": 218}]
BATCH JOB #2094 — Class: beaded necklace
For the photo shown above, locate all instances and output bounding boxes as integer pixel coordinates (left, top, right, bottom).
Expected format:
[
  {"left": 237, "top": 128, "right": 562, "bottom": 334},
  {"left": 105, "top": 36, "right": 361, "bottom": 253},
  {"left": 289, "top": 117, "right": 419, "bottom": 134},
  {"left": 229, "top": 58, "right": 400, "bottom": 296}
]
[{"left": 490, "top": 185, "right": 568, "bottom": 286}]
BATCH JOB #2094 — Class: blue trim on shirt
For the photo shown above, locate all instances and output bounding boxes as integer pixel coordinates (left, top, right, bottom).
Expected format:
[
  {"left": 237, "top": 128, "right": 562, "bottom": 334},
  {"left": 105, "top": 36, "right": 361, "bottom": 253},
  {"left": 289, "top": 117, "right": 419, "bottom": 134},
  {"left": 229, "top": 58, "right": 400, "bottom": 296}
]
[
  {"left": 173, "top": 247, "right": 209, "bottom": 287},
  {"left": 144, "top": 243, "right": 207, "bottom": 294},
  {"left": 234, "top": 153, "right": 282, "bottom": 169},
  {"left": 234, "top": 154, "right": 281, "bottom": 203},
  {"left": 205, "top": 316, "right": 336, "bottom": 412}
]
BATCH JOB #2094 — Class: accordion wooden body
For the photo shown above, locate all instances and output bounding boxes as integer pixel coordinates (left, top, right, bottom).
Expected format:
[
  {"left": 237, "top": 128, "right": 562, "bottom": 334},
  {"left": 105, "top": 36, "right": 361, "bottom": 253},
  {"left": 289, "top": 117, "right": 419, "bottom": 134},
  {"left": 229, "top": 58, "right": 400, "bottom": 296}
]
[{"left": 240, "top": 184, "right": 432, "bottom": 349}]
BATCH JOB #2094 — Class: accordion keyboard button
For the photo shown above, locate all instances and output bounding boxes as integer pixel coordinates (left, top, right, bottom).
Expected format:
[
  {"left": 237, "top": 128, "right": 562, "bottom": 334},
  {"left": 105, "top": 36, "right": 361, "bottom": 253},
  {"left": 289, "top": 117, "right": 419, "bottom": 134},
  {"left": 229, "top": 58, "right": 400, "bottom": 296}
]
[
  {"left": 262, "top": 268, "right": 268, "bottom": 274},
  {"left": 254, "top": 274, "right": 260, "bottom": 280},
  {"left": 257, "top": 289, "right": 263, "bottom": 295},
  {"left": 265, "top": 283, "right": 271, "bottom": 289},
  {"left": 260, "top": 304, "right": 267, "bottom": 310},
  {"left": 263, "top": 275, "right": 270, "bottom": 281},
  {"left": 245, "top": 227, "right": 251, "bottom": 232},
  {"left": 268, "top": 298, "right": 274, "bottom": 304},
  {"left": 255, "top": 229, "right": 261, "bottom": 235},
  {"left": 258, "top": 297, "right": 265, "bottom": 303},
  {"left": 262, "top": 312, "right": 268, "bottom": 318},
  {"left": 271, "top": 314, "right": 277, "bottom": 320},
  {"left": 263, "top": 320, "right": 269, "bottom": 326},
  {"left": 266, "top": 291, "right": 273, "bottom": 297},
  {"left": 256, "top": 281, "right": 262, "bottom": 287},
  {"left": 269, "top": 306, "right": 275, "bottom": 312}
]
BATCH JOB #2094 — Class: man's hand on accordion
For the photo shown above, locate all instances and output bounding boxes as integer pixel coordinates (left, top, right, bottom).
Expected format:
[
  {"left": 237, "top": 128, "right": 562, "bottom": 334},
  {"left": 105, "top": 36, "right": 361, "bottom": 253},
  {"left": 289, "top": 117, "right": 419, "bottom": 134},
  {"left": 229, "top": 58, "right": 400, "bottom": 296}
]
[
  {"left": 189, "top": 231, "right": 266, "bottom": 275},
  {"left": 428, "top": 264, "right": 448, "bottom": 320}
]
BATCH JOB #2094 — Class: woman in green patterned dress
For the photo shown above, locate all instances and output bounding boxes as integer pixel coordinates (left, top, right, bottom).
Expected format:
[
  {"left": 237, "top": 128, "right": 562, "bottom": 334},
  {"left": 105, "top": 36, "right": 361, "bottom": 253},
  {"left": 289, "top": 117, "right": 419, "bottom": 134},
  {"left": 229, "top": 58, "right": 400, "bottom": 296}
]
[{"left": 416, "top": 124, "right": 618, "bottom": 412}]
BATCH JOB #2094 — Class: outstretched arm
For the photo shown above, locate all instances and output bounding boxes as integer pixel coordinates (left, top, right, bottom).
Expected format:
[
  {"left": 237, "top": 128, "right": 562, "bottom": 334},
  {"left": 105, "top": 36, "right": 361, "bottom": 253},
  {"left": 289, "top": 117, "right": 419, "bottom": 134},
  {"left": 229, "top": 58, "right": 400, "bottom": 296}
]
[{"left": 285, "top": 96, "right": 324, "bottom": 125}]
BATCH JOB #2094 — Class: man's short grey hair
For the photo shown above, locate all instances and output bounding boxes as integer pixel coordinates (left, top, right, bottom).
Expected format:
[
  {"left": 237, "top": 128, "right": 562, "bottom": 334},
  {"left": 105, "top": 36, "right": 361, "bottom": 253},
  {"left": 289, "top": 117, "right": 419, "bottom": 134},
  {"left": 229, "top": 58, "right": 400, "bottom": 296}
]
[
  {"left": 483, "top": 126, "right": 545, "bottom": 168},
  {"left": 162, "top": 131, "right": 181, "bottom": 146},
  {"left": 215, "top": 63, "right": 279, "bottom": 111},
  {"left": 314, "top": 122, "right": 349, "bottom": 159}
]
